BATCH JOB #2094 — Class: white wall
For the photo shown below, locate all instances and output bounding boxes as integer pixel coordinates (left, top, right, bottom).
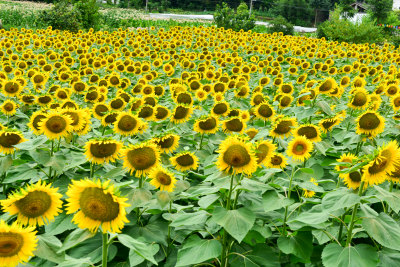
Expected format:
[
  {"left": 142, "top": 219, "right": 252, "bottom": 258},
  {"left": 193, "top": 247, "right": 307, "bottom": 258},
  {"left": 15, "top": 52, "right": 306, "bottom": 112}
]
[{"left": 394, "top": 0, "right": 400, "bottom": 10}]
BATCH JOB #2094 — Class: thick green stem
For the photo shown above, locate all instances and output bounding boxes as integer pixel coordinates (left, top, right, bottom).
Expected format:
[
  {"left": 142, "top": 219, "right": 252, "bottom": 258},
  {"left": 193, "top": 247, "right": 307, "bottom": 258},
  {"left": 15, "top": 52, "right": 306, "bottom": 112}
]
[
  {"left": 139, "top": 176, "right": 143, "bottom": 188},
  {"left": 221, "top": 173, "right": 235, "bottom": 267},
  {"left": 89, "top": 162, "right": 94, "bottom": 178},
  {"left": 199, "top": 133, "right": 204, "bottom": 150},
  {"left": 345, "top": 181, "right": 365, "bottom": 247},
  {"left": 102, "top": 233, "right": 109, "bottom": 267}
]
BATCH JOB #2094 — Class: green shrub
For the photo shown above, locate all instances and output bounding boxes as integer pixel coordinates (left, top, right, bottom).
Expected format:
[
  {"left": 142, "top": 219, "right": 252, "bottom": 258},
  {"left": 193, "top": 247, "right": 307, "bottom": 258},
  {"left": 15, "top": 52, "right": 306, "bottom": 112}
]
[
  {"left": 214, "top": 2, "right": 255, "bottom": 32},
  {"left": 268, "top": 16, "right": 294, "bottom": 35},
  {"left": 317, "top": 8, "right": 384, "bottom": 44},
  {"left": 74, "top": 0, "right": 100, "bottom": 30},
  {"left": 39, "top": 0, "right": 81, "bottom": 32}
]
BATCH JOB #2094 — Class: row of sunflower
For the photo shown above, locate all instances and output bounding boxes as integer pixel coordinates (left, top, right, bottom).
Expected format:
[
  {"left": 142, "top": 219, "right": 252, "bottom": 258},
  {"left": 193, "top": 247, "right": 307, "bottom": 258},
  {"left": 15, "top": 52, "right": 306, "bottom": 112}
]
[{"left": 0, "top": 25, "right": 399, "bottom": 266}]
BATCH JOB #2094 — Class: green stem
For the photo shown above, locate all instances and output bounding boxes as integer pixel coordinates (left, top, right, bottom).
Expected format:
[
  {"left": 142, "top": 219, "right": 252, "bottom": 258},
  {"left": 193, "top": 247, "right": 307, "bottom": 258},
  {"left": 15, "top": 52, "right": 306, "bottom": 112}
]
[
  {"left": 89, "top": 162, "right": 94, "bottom": 178},
  {"left": 57, "top": 138, "right": 61, "bottom": 151},
  {"left": 283, "top": 167, "right": 297, "bottom": 235},
  {"left": 102, "top": 232, "right": 109, "bottom": 267},
  {"left": 102, "top": 126, "right": 106, "bottom": 136},
  {"left": 198, "top": 133, "right": 204, "bottom": 150},
  {"left": 221, "top": 173, "right": 235, "bottom": 267},
  {"left": 345, "top": 181, "right": 365, "bottom": 247},
  {"left": 139, "top": 176, "right": 143, "bottom": 188}
]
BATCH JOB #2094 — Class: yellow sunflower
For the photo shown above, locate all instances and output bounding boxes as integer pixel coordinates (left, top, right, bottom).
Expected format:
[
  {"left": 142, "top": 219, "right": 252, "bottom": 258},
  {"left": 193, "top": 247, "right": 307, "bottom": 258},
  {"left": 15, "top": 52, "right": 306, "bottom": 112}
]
[
  {"left": 194, "top": 115, "right": 219, "bottom": 134},
  {"left": 27, "top": 110, "right": 47, "bottom": 135},
  {"left": 211, "top": 101, "right": 230, "bottom": 117},
  {"left": 254, "top": 140, "right": 276, "bottom": 166},
  {"left": 348, "top": 88, "right": 370, "bottom": 110},
  {"left": 303, "top": 178, "right": 318, "bottom": 198},
  {"left": 84, "top": 138, "right": 123, "bottom": 165},
  {"left": 286, "top": 136, "right": 313, "bottom": 162},
  {"left": 171, "top": 104, "right": 193, "bottom": 123},
  {"left": 149, "top": 166, "right": 177, "bottom": 192},
  {"left": 245, "top": 128, "right": 259, "bottom": 140},
  {"left": 0, "top": 129, "right": 27, "bottom": 155},
  {"left": 355, "top": 111, "right": 385, "bottom": 137},
  {"left": 113, "top": 112, "right": 141, "bottom": 136},
  {"left": 317, "top": 77, "right": 337, "bottom": 94},
  {"left": 2, "top": 80, "right": 22, "bottom": 97},
  {"left": 1, "top": 180, "right": 62, "bottom": 226},
  {"left": 1, "top": 100, "right": 18, "bottom": 116},
  {"left": 60, "top": 108, "right": 86, "bottom": 132},
  {"left": 319, "top": 115, "right": 343, "bottom": 133},
  {"left": 270, "top": 117, "right": 297, "bottom": 138},
  {"left": 154, "top": 105, "right": 170, "bottom": 121},
  {"left": 216, "top": 136, "right": 258, "bottom": 175},
  {"left": 387, "top": 162, "right": 400, "bottom": 183},
  {"left": 122, "top": 142, "right": 161, "bottom": 177},
  {"left": 65, "top": 179, "right": 130, "bottom": 233},
  {"left": 336, "top": 153, "right": 358, "bottom": 178},
  {"left": 391, "top": 94, "right": 400, "bottom": 112},
  {"left": 254, "top": 103, "right": 275, "bottom": 121},
  {"left": 153, "top": 133, "right": 180, "bottom": 153},
  {"left": 294, "top": 124, "right": 321, "bottom": 142},
  {"left": 222, "top": 117, "right": 246, "bottom": 134},
  {"left": 0, "top": 220, "right": 37, "bottom": 267},
  {"left": 170, "top": 151, "right": 199, "bottom": 171},
  {"left": 267, "top": 153, "right": 288, "bottom": 169},
  {"left": 38, "top": 110, "right": 73, "bottom": 140},
  {"left": 362, "top": 141, "right": 400, "bottom": 187}
]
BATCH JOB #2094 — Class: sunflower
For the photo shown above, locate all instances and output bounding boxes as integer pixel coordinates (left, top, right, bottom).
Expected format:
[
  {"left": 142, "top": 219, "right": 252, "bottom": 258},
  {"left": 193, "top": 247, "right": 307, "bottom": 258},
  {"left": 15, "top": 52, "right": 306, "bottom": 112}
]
[
  {"left": 245, "top": 128, "right": 259, "bottom": 140},
  {"left": 1, "top": 100, "right": 18, "bottom": 116},
  {"left": 387, "top": 162, "right": 400, "bottom": 183},
  {"left": 343, "top": 170, "right": 363, "bottom": 190},
  {"left": 149, "top": 166, "right": 177, "bottom": 192},
  {"left": 60, "top": 108, "right": 86, "bottom": 132},
  {"left": 391, "top": 94, "right": 400, "bottom": 112},
  {"left": 254, "top": 140, "right": 276, "bottom": 166},
  {"left": 211, "top": 101, "right": 230, "bottom": 117},
  {"left": 0, "top": 129, "right": 27, "bottom": 155},
  {"left": 1, "top": 180, "right": 62, "bottom": 226},
  {"left": 294, "top": 124, "right": 321, "bottom": 142},
  {"left": 286, "top": 136, "right": 313, "bottom": 162},
  {"left": 336, "top": 153, "right": 358, "bottom": 178},
  {"left": 267, "top": 153, "right": 288, "bottom": 169},
  {"left": 65, "top": 179, "right": 130, "bottom": 233},
  {"left": 216, "top": 136, "right": 258, "bottom": 175},
  {"left": 170, "top": 151, "right": 199, "bottom": 171},
  {"left": 2, "top": 80, "right": 22, "bottom": 97},
  {"left": 254, "top": 103, "right": 275, "bottom": 121},
  {"left": 171, "top": 104, "right": 193, "bottom": 124},
  {"left": 0, "top": 220, "right": 37, "bottom": 267},
  {"left": 355, "top": 111, "right": 385, "bottom": 137},
  {"left": 101, "top": 112, "right": 118, "bottom": 126},
  {"left": 317, "top": 77, "right": 337, "bottom": 94},
  {"left": 348, "top": 88, "right": 370, "bottom": 110},
  {"left": 153, "top": 133, "right": 180, "bottom": 153},
  {"left": 362, "top": 141, "right": 400, "bottom": 186},
  {"left": 113, "top": 112, "right": 141, "bottom": 136},
  {"left": 38, "top": 110, "right": 73, "bottom": 140},
  {"left": 222, "top": 117, "right": 246, "bottom": 134},
  {"left": 303, "top": 178, "right": 318, "bottom": 198},
  {"left": 270, "top": 117, "right": 297, "bottom": 138},
  {"left": 92, "top": 103, "right": 109, "bottom": 120},
  {"left": 122, "top": 142, "right": 161, "bottom": 177},
  {"left": 84, "top": 138, "right": 123, "bottom": 165},
  {"left": 154, "top": 105, "right": 170, "bottom": 121},
  {"left": 194, "top": 115, "right": 219, "bottom": 134},
  {"left": 319, "top": 115, "right": 343, "bottom": 133}
]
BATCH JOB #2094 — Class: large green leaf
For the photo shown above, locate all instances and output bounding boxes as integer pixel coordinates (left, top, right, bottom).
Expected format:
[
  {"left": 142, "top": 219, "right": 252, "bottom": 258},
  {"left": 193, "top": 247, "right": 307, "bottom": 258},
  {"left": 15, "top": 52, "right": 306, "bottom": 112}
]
[
  {"left": 129, "top": 244, "right": 159, "bottom": 266},
  {"left": 322, "top": 188, "right": 360, "bottom": 212},
  {"left": 168, "top": 210, "right": 209, "bottom": 227},
  {"left": 322, "top": 243, "right": 378, "bottom": 267},
  {"left": 231, "top": 244, "right": 280, "bottom": 267},
  {"left": 262, "top": 191, "right": 294, "bottom": 213},
  {"left": 176, "top": 235, "right": 222, "bottom": 267},
  {"left": 374, "top": 185, "right": 400, "bottom": 213},
  {"left": 277, "top": 231, "right": 313, "bottom": 261},
  {"left": 35, "top": 235, "right": 65, "bottom": 263},
  {"left": 379, "top": 248, "right": 400, "bottom": 266},
  {"left": 58, "top": 229, "right": 95, "bottom": 253},
  {"left": 118, "top": 234, "right": 158, "bottom": 265},
  {"left": 212, "top": 207, "right": 255, "bottom": 243},
  {"left": 362, "top": 212, "right": 400, "bottom": 250},
  {"left": 45, "top": 212, "right": 76, "bottom": 236}
]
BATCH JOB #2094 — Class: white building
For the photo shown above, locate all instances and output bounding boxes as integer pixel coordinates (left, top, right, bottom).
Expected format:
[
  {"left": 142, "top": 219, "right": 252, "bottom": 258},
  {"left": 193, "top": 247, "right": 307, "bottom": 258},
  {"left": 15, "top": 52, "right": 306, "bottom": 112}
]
[{"left": 394, "top": 0, "right": 400, "bottom": 10}]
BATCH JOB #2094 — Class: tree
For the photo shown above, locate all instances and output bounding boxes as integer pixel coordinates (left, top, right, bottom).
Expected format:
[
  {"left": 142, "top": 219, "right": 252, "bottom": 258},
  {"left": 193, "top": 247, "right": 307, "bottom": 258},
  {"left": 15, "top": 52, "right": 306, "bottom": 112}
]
[
  {"left": 339, "top": 0, "right": 357, "bottom": 18},
  {"left": 366, "top": 0, "right": 393, "bottom": 23},
  {"left": 309, "top": 0, "right": 331, "bottom": 26}
]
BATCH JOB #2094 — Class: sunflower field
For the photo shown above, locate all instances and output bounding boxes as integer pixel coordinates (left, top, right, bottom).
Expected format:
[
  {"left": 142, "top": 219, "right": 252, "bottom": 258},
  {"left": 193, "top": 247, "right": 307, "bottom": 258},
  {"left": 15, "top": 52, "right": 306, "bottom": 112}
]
[{"left": 0, "top": 25, "right": 400, "bottom": 267}]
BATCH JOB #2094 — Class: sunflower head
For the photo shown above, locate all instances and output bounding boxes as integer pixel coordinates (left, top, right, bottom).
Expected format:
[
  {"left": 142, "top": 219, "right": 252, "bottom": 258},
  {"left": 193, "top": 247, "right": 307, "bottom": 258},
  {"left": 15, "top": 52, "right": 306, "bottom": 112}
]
[
  {"left": 149, "top": 166, "right": 177, "bottom": 192},
  {"left": 1, "top": 100, "right": 18, "bottom": 116},
  {"left": 349, "top": 88, "right": 370, "bottom": 109},
  {"left": 0, "top": 129, "right": 27, "bottom": 155},
  {"left": 319, "top": 115, "right": 342, "bottom": 133},
  {"left": 122, "top": 142, "right": 161, "bottom": 177},
  {"left": 170, "top": 151, "right": 199, "bottom": 172},
  {"left": 84, "top": 138, "right": 123, "bottom": 165},
  {"left": 171, "top": 104, "right": 193, "bottom": 124},
  {"left": 267, "top": 153, "right": 288, "bottom": 169},
  {"left": 356, "top": 111, "right": 385, "bottom": 137},
  {"left": 0, "top": 220, "right": 37, "bottom": 267},
  {"left": 194, "top": 115, "right": 219, "bottom": 134},
  {"left": 1, "top": 180, "right": 63, "bottom": 226},
  {"left": 336, "top": 153, "right": 358, "bottom": 177},
  {"left": 113, "top": 112, "right": 141, "bottom": 136},
  {"left": 254, "top": 140, "right": 276, "bottom": 166},
  {"left": 216, "top": 136, "right": 258, "bottom": 175},
  {"left": 66, "top": 179, "right": 129, "bottom": 233},
  {"left": 294, "top": 124, "right": 321, "bottom": 142},
  {"left": 212, "top": 101, "right": 230, "bottom": 117},
  {"left": 254, "top": 103, "right": 275, "bottom": 121},
  {"left": 302, "top": 178, "right": 318, "bottom": 198},
  {"left": 286, "top": 136, "right": 313, "bottom": 162},
  {"left": 38, "top": 110, "right": 73, "bottom": 140},
  {"left": 153, "top": 133, "right": 180, "bottom": 153},
  {"left": 270, "top": 117, "right": 297, "bottom": 138},
  {"left": 222, "top": 117, "right": 246, "bottom": 133}
]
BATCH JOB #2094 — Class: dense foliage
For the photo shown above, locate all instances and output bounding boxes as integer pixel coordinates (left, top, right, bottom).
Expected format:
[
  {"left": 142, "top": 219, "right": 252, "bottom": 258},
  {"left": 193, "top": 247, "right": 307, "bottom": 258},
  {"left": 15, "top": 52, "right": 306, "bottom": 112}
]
[
  {"left": 1, "top": 22, "right": 400, "bottom": 266},
  {"left": 214, "top": 2, "right": 256, "bottom": 32}
]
